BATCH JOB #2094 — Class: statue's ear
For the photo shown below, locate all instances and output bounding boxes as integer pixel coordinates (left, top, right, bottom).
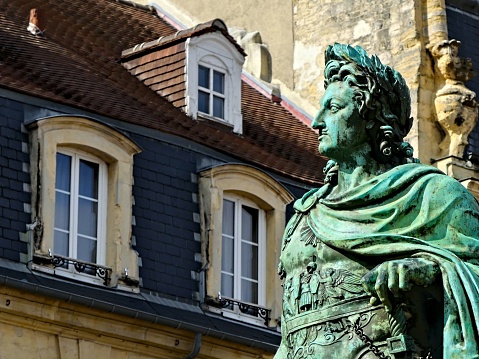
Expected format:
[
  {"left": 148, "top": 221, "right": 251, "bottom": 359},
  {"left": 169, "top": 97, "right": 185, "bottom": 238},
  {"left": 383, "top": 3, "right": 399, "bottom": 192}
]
[{"left": 366, "top": 120, "right": 375, "bottom": 130}]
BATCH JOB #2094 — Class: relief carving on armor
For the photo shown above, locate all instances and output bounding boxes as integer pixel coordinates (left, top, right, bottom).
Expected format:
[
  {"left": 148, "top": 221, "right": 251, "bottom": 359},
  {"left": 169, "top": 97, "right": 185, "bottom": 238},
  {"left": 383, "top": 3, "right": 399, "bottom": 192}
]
[
  {"left": 285, "top": 312, "right": 376, "bottom": 359},
  {"left": 282, "top": 265, "right": 365, "bottom": 320}
]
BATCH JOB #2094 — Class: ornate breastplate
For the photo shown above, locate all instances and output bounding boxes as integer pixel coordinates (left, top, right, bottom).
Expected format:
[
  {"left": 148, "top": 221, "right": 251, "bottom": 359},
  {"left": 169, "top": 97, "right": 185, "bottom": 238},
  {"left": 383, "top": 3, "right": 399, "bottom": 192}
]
[{"left": 278, "top": 214, "right": 391, "bottom": 359}]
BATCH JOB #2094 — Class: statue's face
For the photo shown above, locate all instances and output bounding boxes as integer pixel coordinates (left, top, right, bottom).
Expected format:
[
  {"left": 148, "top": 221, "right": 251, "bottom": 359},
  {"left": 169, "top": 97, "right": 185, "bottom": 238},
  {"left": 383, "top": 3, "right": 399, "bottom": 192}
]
[{"left": 312, "top": 81, "right": 368, "bottom": 161}]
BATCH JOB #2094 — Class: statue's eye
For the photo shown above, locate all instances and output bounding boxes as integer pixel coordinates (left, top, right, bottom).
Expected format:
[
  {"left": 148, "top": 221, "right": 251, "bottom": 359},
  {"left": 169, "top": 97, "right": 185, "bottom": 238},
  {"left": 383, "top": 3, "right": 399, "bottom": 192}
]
[{"left": 330, "top": 104, "right": 340, "bottom": 113}]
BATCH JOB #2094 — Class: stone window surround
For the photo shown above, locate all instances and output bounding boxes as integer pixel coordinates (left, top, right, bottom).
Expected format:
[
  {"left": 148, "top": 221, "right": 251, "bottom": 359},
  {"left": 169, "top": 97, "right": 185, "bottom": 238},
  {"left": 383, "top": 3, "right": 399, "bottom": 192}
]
[
  {"left": 199, "top": 164, "right": 294, "bottom": 327},
  {"left": 185, "top": 32, "right": 245, "bottom": 134},
  {"left": 27, "top": 115, "right": 141, "bottom": 291}
]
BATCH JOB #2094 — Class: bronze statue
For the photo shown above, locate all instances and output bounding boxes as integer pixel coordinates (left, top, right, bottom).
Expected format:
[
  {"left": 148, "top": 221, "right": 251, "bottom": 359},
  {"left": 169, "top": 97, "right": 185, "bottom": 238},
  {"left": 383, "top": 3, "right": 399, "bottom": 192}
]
[{"left": 275, "top": 44, "right": 479, "bottom": 359}]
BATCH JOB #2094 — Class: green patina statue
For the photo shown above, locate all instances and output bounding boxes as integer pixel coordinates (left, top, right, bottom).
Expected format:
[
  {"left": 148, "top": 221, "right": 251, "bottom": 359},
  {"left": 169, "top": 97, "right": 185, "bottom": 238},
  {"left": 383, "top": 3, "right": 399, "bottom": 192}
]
[{"left": 275, "top": 43, "right": 479, "bottom": 359}]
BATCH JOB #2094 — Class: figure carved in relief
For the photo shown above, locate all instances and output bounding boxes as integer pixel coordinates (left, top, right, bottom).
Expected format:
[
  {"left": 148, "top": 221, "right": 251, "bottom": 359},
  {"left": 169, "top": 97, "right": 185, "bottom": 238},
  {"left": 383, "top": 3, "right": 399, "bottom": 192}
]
[{"left": 275, "top": 43, "right": 479, "bottom": 359}]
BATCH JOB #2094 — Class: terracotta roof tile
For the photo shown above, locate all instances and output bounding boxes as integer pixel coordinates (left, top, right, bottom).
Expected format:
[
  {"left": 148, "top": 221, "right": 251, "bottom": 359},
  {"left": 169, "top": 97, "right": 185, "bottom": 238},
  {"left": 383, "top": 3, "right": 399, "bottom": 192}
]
[{"left": 0, "top": 0, "right": 327, "bottom": 184}]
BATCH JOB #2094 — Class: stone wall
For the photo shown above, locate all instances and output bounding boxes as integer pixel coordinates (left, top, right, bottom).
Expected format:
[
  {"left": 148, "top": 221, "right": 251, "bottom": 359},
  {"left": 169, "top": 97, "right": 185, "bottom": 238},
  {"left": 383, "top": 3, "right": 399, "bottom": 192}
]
[
  {"left": 146, "top": 0, "right": 295, "bottom": 90},
  {"left": 291, "top": 0, "right": 445, "bottom": 163}
]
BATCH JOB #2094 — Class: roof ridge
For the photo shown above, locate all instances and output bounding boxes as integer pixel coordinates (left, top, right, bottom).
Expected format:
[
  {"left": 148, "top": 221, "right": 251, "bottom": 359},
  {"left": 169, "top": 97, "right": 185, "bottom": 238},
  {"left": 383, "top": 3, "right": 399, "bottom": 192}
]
[{"left": 110, "top": 0, "right": 155, "bottom": 13}]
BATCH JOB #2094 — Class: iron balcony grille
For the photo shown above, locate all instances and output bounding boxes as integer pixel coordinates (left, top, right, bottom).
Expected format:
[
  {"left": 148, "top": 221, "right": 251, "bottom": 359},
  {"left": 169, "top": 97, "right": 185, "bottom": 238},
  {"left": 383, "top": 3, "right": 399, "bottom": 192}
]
[
  {"left": 217, "top": 294, "right": 271, "bottom": 326},
  {"left": 33, "top": 253, "right": 112, "bottom": 285}
]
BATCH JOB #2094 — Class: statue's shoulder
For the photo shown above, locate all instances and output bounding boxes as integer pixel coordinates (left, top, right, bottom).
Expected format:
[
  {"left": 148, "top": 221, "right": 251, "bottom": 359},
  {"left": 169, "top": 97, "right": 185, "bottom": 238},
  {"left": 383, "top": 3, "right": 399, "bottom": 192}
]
[
  {"left": 293, "top": 187, "right": 325, "bottom": 213},
  {"left": 398, "top": 162, "right": 479, "bottom": 206}
]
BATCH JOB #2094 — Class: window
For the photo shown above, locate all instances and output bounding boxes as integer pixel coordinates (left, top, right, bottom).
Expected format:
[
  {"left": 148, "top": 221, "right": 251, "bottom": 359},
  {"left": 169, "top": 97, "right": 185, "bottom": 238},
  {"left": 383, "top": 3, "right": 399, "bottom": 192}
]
[
  {"left": 54, "top": 151, "right": 107, "bottom": 272},
  {"left": 198, "top": 65, "right": 226, "bottom": 119},
  {"left": 186, "top": 32, "right": 245, "bottom": 133},
  {"left": 199, "top": 164, "right": 293, "bottom": 327},
  {"left": 27, "top": 116, "right": 141, "bottom": 290},
  {"left": 221, "top": 196, "right": 265, "bottom": 313}
]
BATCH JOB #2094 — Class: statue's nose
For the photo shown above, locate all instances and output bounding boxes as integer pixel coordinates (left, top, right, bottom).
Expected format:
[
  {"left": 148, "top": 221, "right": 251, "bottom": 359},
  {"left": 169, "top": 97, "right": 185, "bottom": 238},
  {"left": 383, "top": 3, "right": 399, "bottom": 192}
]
[{"left": 312, "top": 111, "right": 325, "bottom": 130}]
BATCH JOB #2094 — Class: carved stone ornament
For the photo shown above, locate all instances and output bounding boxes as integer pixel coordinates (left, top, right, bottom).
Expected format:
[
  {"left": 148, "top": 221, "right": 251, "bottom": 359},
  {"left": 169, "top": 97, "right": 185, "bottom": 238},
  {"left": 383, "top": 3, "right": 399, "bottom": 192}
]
[
  {"left": 229, "top": 28, "right": 272, "bottom": 82},
  {"left": 275, "top": 43, "right": 479, "bottom": 359},
  {"left": 428, "top": 39, "right": 479, "bottom": 157}
]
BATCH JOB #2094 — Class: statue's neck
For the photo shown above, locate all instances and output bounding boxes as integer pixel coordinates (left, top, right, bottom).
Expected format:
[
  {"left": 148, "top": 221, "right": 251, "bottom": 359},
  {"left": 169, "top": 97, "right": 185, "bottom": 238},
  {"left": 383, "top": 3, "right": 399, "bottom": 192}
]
[{"left": 329, "top": 159, "right": 390, "bottom": 198}]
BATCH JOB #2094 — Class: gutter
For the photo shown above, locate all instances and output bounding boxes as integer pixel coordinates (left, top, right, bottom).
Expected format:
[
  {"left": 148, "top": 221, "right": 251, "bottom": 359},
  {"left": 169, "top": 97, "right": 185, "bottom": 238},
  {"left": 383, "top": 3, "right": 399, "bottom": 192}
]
[{"left": 0, "top": 272, "right": 278, "bottom": 353}]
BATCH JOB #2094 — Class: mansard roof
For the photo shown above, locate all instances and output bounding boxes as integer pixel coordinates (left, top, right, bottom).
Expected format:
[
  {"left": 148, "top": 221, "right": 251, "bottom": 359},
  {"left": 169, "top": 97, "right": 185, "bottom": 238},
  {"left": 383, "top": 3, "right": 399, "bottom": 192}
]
[{"left": 0, "top": 0, "right": 327, "bottom": 184}]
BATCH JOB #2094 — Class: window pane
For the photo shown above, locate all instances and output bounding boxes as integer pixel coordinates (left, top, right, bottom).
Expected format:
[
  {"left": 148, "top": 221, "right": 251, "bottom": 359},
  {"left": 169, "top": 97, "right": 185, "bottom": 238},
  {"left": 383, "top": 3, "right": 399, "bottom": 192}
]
[
  {"left": 222, "top": 199, "right": 235, "bottom": 236},
  {"left": 241, "top": 279, "right": 258, "bottom": 304},
  {"left": 77, "top": 235, "right": 97, "bottom": 264},
  {"left": 78, "top": 198, "right": 98, "bottom": 238},
  {"left": 54, "top": 230, "right": 69, "bottom": 257},
  {"left": 55, "top": 153, "right": 71, "bottom": 192},
  {"left": 198, "top": 65, "right": 210, "bottom": 88},
  {"left": 79, "top": 159, "right": 99, "bottom": 199},
  {"left": 213, "top": 71, "right": 224, "bottom": 93},
  {"left": 241, "top": 205, "right": 258, "bottom": 243},
  {"left": 213, "top": 96, "right": 224, "bottom": 119},
  {"left": 198, "top": 90, "right": 210, "bottom": 114},
  {"left": 222, "top": 236, "right": 234, "bottom": 274},
  {"left": 241, "top": 242, "right": 258, "bottom": 280},
  {"left": 54, "top": 192, "right": 70, "bottom": 231},
  {"left": 221, "top": 273, "right": 234, "bottom": 298}
]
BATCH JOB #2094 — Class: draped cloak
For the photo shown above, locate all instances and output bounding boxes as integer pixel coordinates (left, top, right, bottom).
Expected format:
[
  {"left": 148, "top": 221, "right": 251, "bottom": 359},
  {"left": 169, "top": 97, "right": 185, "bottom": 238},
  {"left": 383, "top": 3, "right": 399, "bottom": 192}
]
[{"left": 289, "top": 163, "right": 479, "bottom": 358}]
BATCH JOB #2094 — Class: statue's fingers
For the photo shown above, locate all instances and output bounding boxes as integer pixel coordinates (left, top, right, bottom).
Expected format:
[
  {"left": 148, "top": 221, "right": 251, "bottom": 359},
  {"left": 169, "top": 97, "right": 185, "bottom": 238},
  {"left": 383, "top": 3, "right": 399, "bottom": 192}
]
[
  {"left": 374, "top": 265, "right": 392, "bottom": 312},
  {"left": 361, "top": 268, "right": 378, "bottom": 296},
  {"left": 398, "top": 262, "right": 412, "bottom": 291},
  {"left": 387, "top": 261, "right": 400, "bottom": 297}
]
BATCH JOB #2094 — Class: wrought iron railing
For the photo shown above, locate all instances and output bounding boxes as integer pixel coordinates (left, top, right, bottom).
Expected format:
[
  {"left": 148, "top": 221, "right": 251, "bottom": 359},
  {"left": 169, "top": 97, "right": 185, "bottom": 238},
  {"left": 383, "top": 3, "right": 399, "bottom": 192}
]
[
  {"left": 217, "top": 294, "right": 271, "bottom": 326},
  {"left": 34, "top": 253, "right": 112, "bottom": 285}
]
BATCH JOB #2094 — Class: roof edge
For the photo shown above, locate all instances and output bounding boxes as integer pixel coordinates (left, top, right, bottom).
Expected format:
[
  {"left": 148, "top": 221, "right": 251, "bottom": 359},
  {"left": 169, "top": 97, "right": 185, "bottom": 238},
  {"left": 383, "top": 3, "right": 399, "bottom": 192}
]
[{"left": 149, "top": 2, "right": 186, "bottom": 30}]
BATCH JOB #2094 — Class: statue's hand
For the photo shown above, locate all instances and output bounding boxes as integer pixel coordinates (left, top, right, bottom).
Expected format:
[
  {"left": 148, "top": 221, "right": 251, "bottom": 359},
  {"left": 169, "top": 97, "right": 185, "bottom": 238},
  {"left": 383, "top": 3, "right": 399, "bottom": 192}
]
[{"left": 361, "top": 258, "right": 439, "bottom": 312}]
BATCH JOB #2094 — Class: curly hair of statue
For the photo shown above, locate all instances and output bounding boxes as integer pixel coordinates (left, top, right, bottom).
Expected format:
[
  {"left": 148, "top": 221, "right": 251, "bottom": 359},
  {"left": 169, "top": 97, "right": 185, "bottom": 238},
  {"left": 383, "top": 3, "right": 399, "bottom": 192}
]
[{"left": 323, "top": 43, "right": 415, "bottom": 167}]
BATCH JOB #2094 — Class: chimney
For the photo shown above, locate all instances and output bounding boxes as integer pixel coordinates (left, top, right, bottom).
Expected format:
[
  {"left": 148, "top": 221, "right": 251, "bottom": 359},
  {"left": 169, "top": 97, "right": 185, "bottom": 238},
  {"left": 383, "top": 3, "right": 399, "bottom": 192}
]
[{"left": 27, "top": 9, "right": 43, "bottom": 36}]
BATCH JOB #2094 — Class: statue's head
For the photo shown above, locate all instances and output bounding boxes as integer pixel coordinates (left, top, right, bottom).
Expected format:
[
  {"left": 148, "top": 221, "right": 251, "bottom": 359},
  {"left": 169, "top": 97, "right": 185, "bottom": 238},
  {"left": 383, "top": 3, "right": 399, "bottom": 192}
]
[{"left": 313, "top": 43, "right": 414, "bottom": 166}]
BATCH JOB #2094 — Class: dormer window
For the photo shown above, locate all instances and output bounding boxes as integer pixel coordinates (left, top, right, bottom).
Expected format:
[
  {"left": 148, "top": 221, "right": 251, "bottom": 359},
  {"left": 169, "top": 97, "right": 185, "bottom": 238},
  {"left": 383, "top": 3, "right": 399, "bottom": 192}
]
[
  {"left": 186, "top": 31, "right": 245, "bottom": 134},
  {"left": 198, "top": 65, "right": 226, "bottom": 119},
  {"left": 121, "top": 19, "right": 245, "bottom": 134}
]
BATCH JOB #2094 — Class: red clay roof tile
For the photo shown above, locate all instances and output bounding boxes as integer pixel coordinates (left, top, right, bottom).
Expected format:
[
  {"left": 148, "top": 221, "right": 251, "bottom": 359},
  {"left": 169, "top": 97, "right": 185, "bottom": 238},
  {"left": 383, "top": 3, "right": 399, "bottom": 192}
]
[{"left": 0, "top": 0, "right": 327, "bottom": 185}]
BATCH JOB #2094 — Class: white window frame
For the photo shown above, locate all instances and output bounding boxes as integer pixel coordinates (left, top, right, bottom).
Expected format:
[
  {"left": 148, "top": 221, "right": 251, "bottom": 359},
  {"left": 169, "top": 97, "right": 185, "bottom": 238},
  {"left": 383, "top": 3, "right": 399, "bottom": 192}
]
[
  {"left": 220, "top": 194, "right": 266, "bottom": 324},
  {"left": 52, "top": 149, "right": 107, "bottom": 285},
  {"left": 197, "top": 64, "right": 227, "bottom": 120},
  {"left": 185, "top": 32, "right": 244, "bottom": 134}
]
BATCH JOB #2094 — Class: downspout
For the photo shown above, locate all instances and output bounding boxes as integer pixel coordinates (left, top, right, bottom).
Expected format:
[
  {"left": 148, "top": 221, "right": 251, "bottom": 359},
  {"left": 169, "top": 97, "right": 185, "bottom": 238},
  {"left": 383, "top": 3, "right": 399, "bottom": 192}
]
[{"left": 184, "top": 332, "right": 202, "bottom": 359}]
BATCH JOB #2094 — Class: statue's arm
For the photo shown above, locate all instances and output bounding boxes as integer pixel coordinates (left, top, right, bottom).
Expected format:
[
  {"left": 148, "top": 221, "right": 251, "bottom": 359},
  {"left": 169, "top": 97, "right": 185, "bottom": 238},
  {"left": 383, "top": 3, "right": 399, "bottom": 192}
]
[{"left": 361, "top": 174, "right": 479, "bottom": 310}]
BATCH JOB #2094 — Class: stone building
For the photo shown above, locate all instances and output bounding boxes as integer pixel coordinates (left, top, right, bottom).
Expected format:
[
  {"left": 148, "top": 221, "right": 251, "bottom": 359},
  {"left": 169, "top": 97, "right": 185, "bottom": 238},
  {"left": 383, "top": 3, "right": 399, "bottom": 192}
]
[
  {"left": 150, "top": 0, "right": 479, "bottom": 196},
  {"left": 0, "top": 0, "right": 328, "bottom": 357},
  {"left": 1, "top": 0, "right": 478, "bottom": 358}
]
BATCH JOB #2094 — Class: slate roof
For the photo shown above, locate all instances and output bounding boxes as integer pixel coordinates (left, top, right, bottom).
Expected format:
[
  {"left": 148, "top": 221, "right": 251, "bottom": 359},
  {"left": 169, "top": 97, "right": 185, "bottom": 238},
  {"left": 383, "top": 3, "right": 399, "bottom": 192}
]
[{"left": 0, "top": 0, "right": 327, "bottom": 184}]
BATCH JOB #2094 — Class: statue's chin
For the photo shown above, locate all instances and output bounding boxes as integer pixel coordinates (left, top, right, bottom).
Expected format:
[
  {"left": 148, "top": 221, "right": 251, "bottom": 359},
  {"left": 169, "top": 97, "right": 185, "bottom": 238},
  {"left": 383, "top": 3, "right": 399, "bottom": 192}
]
[{"left": 318, "top": 144, "right": 336, "bottom": 159}]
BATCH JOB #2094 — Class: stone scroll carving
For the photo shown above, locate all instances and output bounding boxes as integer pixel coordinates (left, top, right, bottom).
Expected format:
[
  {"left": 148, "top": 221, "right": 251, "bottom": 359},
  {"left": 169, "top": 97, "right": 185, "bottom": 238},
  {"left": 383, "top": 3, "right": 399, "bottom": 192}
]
[{"left": 429, "top": 39, "right": 478, "bottom": 157}]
